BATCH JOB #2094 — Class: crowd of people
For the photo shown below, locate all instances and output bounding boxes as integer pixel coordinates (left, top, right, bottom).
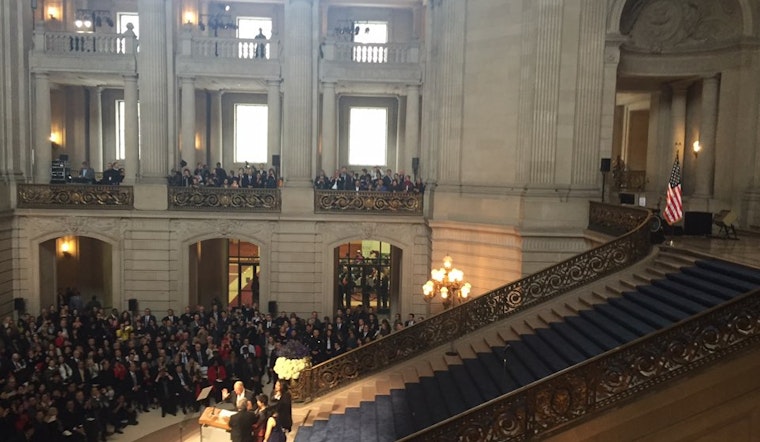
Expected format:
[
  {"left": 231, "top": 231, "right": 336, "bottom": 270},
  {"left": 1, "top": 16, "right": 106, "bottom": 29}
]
[
  {"left": 0, "top": 295, "right": 421, "bottom": 442},
  {"left": 168, "top": 162, "right": 279, "bottom": 189},
  {"left": 314, "top": 167, "right": 425, "bottom": 193}
]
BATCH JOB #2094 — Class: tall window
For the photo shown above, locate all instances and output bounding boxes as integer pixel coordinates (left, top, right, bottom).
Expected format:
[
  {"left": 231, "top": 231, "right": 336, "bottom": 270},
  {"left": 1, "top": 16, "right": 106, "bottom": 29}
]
[
  {"left": 117, "top": 12, "right": 139, "bottom": 37},
  {"left": 353, "top": 21, "right": 388, "bottom": 44},
  {"left": 115, "top": 99, "right": 140, "bottom": 161},
  {"left": 349, "top": 107, "right": 387, "bottom": 166},
  {"left": 237, "top": 17, "right": 272, "bottom": 59},
  {"left": 234, "top": 104, "right": 268, "bottom": 163}
]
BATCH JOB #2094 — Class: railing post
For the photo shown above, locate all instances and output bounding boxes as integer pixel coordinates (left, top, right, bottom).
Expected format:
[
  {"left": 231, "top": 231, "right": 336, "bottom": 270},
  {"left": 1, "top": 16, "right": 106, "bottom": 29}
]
[
  {"left": 408, "top": 43, "right": 419, "bottom": 63},
  {"left": 123, "top": 24, "right": 137, "bottom": 54},
  {"left": 269, "top": 39, "right": 278, "bottom": 60},
  {"left": 33, "top": 26, "right": 46, "bottom": 52},
  {"left": 179, "top": 28, "right": 192, "bottom": 56},
  {"left": 322, "top": 40, "right": 335, "bottom": 61}
]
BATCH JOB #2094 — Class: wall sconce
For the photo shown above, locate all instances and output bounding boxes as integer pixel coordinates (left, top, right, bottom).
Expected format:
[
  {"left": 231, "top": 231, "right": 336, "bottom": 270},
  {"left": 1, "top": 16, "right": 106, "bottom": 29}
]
[
  {"left": 184, "top": 11, "right": 195, "bottom": 25},
  {"left": 75, "top": 9, "right": 114, "bottom": 31},
  {"left": 693, "top": 140, "right": 701, "bottom": 159},
  {"left": 49, "top": 132, "right": 61, "bottom": 144},
  {"left": 57, "top": 237, "right": 77, "bottom": 258},
  {"left": 47, "top": 6, "right": 60, "bottom": 20}
]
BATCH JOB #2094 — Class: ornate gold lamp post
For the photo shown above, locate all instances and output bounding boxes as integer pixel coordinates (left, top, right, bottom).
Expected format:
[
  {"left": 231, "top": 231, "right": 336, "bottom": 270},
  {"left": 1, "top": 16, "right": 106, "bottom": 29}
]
[{"left": 422, "top": 255, "right": 471, "bottom": 310}]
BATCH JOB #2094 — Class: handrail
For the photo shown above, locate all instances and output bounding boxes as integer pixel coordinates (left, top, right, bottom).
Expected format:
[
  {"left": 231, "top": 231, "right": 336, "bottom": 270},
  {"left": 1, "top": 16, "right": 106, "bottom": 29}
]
[
  {"left": 17, "top": 184, "right": 134, "bottom": 209},
  {"left": 313, "top": 189, "right": 423, "bottom": 215},
  {"left": 38, "top": 31, "right": 137, "bottom": 55},
  {"left": 402, "top": 286, "right": 760, "bottom": 441},
  {"left": 167, "top": 186, "right": 280, "bottom": 212},
  {"left": 290, "top": 203, "right": 652, "bottom": 402}
]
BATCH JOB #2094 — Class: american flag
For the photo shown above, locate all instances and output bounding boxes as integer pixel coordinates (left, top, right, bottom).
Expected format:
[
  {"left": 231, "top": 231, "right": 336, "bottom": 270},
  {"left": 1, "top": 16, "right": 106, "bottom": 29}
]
[{"left": 663, "top": 155, "right": 682, "bottom": 225}]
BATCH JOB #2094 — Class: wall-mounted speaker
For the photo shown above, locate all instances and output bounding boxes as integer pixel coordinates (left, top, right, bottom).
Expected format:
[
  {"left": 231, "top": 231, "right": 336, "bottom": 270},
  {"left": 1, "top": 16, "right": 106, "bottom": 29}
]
[
  {"left": 412, "top": 157, "right": 419, "bottom": 172},
  {"left": 600, "top": 158, "right": 611, "bottom": 172},
  {"left": 268, "top": 301, "right": 277, "bottom": 315},
  {"left": 14, "top": 298, "right": 25, "bottom": 313},
  {"left": 128, "top": 298, "right": 138, "bottom": 312},
  {"left": 272, "top": 155, "right": 280, "bottom": 168}
]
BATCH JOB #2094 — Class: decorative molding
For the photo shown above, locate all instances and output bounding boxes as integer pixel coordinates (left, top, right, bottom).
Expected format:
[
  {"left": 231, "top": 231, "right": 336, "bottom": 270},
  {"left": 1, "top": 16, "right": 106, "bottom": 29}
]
[
  {"left": 17, "top": 184, "right": 134, "bottom": 209},
  {"left": 314, "top": 190, "right": 423, "bottom": 215},
  {"left": 167, "top": 187, "right": 281, "bottom": 212},
  {"left": 627, "top": 0, "right": 742, "bottom": 53},
  {"left": 21, "top": 215, "right": 122, "bottom": 243}
]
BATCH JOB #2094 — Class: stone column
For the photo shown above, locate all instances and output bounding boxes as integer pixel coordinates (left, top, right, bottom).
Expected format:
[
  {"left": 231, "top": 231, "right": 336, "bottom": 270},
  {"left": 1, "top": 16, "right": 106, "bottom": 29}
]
[
  {"left": 89, "top": 87, "right": 104, "bottom": 171},
  {"left": 210, "top": 91, "right": 223, "bottom": 168},
  {"left": 434, "top": 0, "right": 467, "bottom": 186},
  {"left": 321, "top": 81, "right": 336, "bottom": 175},
  {"left": 137, "top": 0, "right": 169, "bottom": 182},
  {"left": 123, "top": 75, "right": 139, "bottom": 184},
  {"left": 670, "top": 83, "right": 688, "bottom": 175},
  {"left": 529, "top": 0, "right": 563, "bottom": 184},
  {"left": 404, "top": 84, "right": 420, "bottom": 177},
  {"left": 281, "top": 0, "right": 314, "bottom": 185},
  {"left": 694, "top": 75, "right": 719, "bottom": 198},
  {"left": 571, "top": 0, "right": 605, "bottom": 187},
  {"left": 267, "top": 80, "right": 282, "bottom": 169},
  {"left": 180, "top": 77, "right": 196, "bottom": 171},
  {"left": 34, "top": 73, "right": 52, "bottom": 184}
]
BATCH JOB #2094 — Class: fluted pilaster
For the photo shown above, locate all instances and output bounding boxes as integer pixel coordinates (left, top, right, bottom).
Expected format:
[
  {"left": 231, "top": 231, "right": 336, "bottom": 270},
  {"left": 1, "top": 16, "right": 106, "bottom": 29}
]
[
  {"left": 321, "top": 82, "right": 336, "bottom": 175},
  {"left": 34, "top": 73, "right": 52, "bottom": 184},
  {"left": 180, "top": 77, "right": 196, "bottom": 171},
  {"left": 515, "top": 0, "right": 538, "bottom": 184},
  {"left": 124, "top": 75, "right": 139, "bottom": 184},
  {"left": 89, "top": 87, "right": 104, "bottom": 171},
  {"left": 694, "top": 75, "right": 719, "bottom": 198},
  {"left": 137, "top": 0, "right": 169, "bottom": 181},
  {"left": 670, "top": 83, "right": 688, "bottom": 168},
  {"left": 210, "top": 91, "right": 223, "bottom": 168},
  {"left": 435, "top": 0, "right": 467, "bottom": 185},
  {"left": 267, "top": 80, "right": 282, "bottom": 170},
  {"left": 530, "top": 0, "right": 563, "bottom": 184},
  {"left": 281, "top": 0, "right": 314, "bottom": 185},
  {"left": 404, "top": 84, "right": 420, "bottom": 176},
  {"left": 572, "top": 0, "right": 605, "bottom": 186}
]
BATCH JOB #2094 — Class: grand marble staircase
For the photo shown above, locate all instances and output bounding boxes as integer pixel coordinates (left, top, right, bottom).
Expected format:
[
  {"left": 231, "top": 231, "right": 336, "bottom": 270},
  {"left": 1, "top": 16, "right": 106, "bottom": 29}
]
[{"left": 292, "top": 248, "right": 760, "bottom": 441}]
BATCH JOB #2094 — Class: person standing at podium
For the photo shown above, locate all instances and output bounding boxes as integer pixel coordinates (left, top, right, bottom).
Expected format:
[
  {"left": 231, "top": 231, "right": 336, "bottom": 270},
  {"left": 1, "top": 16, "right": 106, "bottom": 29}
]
[{"left": 222, "top": 380, "right": 253, "bottom": 411}]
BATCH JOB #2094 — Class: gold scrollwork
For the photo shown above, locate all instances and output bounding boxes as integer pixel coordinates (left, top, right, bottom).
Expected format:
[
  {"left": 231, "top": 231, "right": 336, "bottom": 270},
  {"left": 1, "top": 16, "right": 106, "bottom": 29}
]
[
  {"left": 168, "top": 187, "right": 281, "bottom": 212},
  {"left": 17, "top": 184, "right": 134, "bottom": 209},
  {"left": 314, "top": 190, "right": 422, "bottom": 214}
]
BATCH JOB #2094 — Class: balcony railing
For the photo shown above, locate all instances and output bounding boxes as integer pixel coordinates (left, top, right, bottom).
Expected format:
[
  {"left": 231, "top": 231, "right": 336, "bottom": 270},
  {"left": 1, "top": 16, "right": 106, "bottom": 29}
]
[
  {"left": 322, "top": 41, "right": 421, "bottom": 63},
  {"left": 314, "top": 190, "right": 423, "bottom": 215},
  {"left": 168, "top": 186, "right": 281, "bottom": 212},
  {"left": 289, "top": 203, "right": 652, "bottom": 402},
  {"left": 182, "top": 36, "right": 278, "bottom": 60},
  {"left": 613, "top": 169, "right": 646, "bottom": 191},
  {"left": 17, "top": 184, "right": 134, "bottom": 209},
  {"left": 35, "top": 31, "right": 137, "bottom": 55}
]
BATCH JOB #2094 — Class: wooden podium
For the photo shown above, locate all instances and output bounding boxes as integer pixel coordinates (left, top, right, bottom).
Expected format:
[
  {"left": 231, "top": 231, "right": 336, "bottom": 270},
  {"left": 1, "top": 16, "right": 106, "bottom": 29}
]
[{"left": 199, "top": 406, "right": 232, "bottom": 430}]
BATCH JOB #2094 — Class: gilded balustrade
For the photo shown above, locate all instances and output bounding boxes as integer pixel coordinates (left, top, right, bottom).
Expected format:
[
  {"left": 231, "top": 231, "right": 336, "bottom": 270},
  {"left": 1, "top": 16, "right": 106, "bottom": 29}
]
[
  {"left": 168, "top": 187, "right": 281, "bottom": 212},
  {"left": 294, "top": 203, "right": 651, "bottom": 402},
  {"left": 17, "top": 184, "right": 134, "bottom": 209},
  {"left": 588, "top": 200, "right": 649, "bottom": 236},
  {"left": 403, "top": 287, "right": 760, "bottom": 441},
  {"left": 313, "top": 190, "right": 423, "bottom": 215}
]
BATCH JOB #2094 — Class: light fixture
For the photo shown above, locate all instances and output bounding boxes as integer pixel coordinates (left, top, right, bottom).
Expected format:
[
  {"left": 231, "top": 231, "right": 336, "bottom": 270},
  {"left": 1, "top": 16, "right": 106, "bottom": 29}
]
[
  {"left": 693, "top": 140, "right": 701, "bottom": 159},
  {"left": 423, "top": 255, "right": 471, "bottom": 310},
  {"left": 47, "top": 6, "right": 59, "bottom": 20},
  {"left": 184, "top": 11, "right": 195, "bottom": 25},
  {"left": 74, "top": 9, "right": 113, "bottom": 31},
  {"left": 198, "top": 3, "right": 237, "bottom": 37},
  {"left": 58, "top": 237, "right": 76, "bottom": 258}
]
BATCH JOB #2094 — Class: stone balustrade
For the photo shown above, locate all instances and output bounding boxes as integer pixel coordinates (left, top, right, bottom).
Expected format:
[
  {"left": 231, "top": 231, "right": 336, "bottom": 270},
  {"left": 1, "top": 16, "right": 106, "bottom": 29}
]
[
  {"left": 322, "top": 41, "right": 421, "bottom": 63},
  {"left": 186, "top": 36, "right": 278, "bottom": 60},
  {"left": 37, "top": 31, "right": 137, "bottom": 55}
]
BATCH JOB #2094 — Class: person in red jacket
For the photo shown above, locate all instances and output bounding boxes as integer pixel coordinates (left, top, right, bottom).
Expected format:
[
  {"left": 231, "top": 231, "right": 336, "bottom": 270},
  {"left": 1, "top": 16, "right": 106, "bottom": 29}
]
[{"left": 206, "top": 358, "right": 227, "bottom": 402}]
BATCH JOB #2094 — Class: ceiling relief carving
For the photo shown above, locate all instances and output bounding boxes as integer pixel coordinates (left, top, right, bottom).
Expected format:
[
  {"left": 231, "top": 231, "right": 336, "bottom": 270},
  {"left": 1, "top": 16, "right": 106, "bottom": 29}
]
[{"left": 625, "top": 0, "right": 742, "bottom": 53}]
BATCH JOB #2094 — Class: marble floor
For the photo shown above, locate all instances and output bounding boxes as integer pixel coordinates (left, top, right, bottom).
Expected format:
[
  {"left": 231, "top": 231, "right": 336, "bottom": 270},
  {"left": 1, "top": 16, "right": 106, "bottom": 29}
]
[{"left": 123, "top": 232, "right": 760, "bottom": 442}]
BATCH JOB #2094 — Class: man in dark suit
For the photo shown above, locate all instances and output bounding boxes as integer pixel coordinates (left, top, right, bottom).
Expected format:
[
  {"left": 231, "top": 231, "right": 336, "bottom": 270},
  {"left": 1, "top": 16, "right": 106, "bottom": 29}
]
[
  {"left": 221, "top": 380, "right": 253, "bottom": 411},
  {"left": 227, "top": 400, "right": 257, "bottom": 442}
]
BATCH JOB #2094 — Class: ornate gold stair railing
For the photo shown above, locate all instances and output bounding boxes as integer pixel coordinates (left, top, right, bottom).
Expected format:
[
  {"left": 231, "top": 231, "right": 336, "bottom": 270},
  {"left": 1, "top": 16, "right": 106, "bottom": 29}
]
[
  {"left": 403, "top": 286, "right": 760, "bottom": 441},
  {"left": 167, "top": 186, "right": 281, "bottom": 212},
  {"left": 17, "top": 183, "right": 134, "bottom": 209},
  {"left": 290, "top": 203, "right": 651, "bottom": 402}
]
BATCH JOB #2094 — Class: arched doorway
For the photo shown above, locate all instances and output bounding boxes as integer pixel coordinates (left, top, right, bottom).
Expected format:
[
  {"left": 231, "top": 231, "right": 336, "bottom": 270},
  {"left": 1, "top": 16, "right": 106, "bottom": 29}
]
[
  {"left": 39, "top": 236, "right": 114, "bottom": 312},
  {"left": 189, "top": 238, "right": 260, "bottom": 309},
  {"left": 335, "top": 240, "right": 400, "bottom": 315}
]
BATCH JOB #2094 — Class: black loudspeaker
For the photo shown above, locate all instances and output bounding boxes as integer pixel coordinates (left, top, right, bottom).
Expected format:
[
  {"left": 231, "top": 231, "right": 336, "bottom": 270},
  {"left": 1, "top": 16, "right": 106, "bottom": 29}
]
[
  {"left": 412, "top": 157, "right": 419, "bottom": 172},
  {"left": 128, "top": 298, "right": 138, "bottom": 312},
  {"left": 179, "top": 160, "right": 187, "bottom": 168},
  {"left": 600, "top": 158, "right": 611, "bottom": 172},
  {"left": 272, "top": 155, "right": 280, "bottom": 168},
  {"left": 684, "top": 211, "right": 713, "bottom": 236},
  {"left": 268, "top": 301, "right": 277, "bottom": 315},
  {"left": 13, "top": 298, "right": 25, "bottom": 313}
]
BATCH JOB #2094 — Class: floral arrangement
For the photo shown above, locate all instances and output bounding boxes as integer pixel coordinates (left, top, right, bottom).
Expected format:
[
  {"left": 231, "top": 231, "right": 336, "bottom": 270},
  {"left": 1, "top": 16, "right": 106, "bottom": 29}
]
[{"left": 273, "top": 339, "right": 311, "bottom": 380}]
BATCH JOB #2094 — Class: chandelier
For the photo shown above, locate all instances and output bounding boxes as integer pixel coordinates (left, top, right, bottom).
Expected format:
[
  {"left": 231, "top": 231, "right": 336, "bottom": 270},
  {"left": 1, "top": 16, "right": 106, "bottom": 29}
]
[{"left": 422, "top": 255, "right": 471, "bottom": 309}]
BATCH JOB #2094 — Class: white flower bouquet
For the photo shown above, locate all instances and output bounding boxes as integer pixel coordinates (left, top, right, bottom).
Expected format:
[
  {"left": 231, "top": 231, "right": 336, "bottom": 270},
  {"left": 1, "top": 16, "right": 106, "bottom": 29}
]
[{"left": 273, "top": 356, "right": 311, "bottom": 380}]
